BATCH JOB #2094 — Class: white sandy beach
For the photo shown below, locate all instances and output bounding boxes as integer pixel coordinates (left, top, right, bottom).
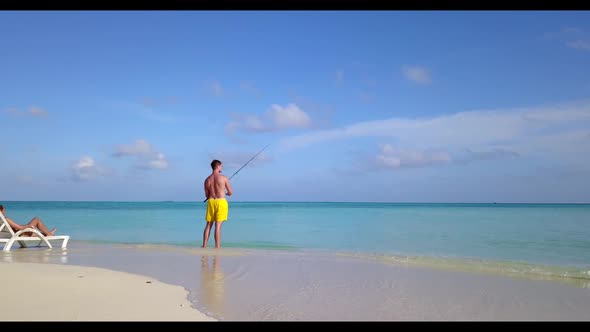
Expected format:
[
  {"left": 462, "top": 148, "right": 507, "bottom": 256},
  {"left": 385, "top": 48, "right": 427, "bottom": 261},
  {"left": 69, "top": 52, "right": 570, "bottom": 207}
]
[
  {"left": 0, "top": 262, "right": 215, "bottom": 321},
  {"left": 2, "top": 242, "right": 590, "bottom": 320}
]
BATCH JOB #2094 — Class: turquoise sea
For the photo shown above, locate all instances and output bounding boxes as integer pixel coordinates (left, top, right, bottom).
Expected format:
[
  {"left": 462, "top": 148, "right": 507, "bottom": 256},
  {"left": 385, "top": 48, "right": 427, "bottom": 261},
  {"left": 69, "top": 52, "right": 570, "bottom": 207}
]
[{"left": 3, "top": 201, "right": 590, "bottom": 283}]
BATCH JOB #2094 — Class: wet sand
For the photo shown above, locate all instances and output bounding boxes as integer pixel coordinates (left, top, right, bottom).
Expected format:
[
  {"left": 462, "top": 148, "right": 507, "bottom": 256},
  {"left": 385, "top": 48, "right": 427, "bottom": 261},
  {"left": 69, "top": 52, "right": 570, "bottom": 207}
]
[{"left": 1, "top": 241, "right": 589, "bottom": 320}]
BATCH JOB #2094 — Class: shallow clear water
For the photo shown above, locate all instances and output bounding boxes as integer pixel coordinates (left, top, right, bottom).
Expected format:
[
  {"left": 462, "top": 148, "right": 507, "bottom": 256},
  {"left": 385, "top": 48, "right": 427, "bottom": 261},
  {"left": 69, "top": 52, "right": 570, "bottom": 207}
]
[{"left": 3, "top": 201, "right": 590, "bottom": 274}]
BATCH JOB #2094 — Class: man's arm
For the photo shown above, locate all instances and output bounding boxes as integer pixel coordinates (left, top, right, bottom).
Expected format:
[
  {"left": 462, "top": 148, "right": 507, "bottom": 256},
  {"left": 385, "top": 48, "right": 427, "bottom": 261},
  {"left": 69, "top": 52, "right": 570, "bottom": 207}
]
[
  {"left": 204, "top": 179, "right": 210, "bottom": 199},
  {"left": 225, "top": 177, "right": 233, "bottom": 196}
]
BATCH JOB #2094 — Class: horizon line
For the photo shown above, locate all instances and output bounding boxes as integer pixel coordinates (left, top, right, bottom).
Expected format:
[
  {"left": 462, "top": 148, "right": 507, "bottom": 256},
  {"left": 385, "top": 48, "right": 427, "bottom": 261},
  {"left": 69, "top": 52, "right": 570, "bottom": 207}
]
[{"left": 1, "top": 200, "right": 589, "bottom": 205}]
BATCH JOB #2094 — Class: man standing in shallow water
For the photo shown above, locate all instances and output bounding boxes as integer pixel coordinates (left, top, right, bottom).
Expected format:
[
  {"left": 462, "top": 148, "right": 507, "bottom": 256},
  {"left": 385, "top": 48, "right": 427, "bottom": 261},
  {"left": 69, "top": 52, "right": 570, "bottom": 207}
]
[{"left": 202, "top": 159, "right": 233, "bottom": 249}]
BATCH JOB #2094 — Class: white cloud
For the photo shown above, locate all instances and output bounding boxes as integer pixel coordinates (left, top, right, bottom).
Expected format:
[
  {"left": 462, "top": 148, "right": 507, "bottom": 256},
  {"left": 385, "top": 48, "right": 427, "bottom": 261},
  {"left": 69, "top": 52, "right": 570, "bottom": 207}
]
[
  {"left": 459, "top": 148, "right": 519, "bottom": 162},
  {"left": 280, "top": 100, "right": 590, "bottom": 169},
  {"left": 209, "top": 150, "right": 272, "bottom": 169},
  {"left": 367, "top": 145, "right": 519, "bottom": 171},
  {"left": 562, "top": 27, "right": 582, "bottom": 34},
  {"left": 268, "top": 104, "right": 311, "bottom": 129},
  {"left": 28, "top": 106, "right": 47, "bottom": 117},
  {"left": 566, "top": 40, "right": 590, "bottom": 51},
  {"left": 244, "top": 115, "right": 267, "bottom": 132},
  {"left": 225, "top": 103, "right": 312, "bottom": 134},
  {"left": 545, "top": 27, "right": 590, "bottom": 52},
  {"left": 402, "top": 65, "right": 432, "bottom": 85},
  {"left": 114, "top": 139, "right": 154, "bottom": 157},
  {"left": 225, "top": 114, "right": 269, "bottom": 134},
  {"left": 143, "top": 153, "right": 169, "bottom": 170},
  {"left": 113, "top": 139, "right": 169, "bottom": 170},
  {"left": 224, "top": 120, "right": 240, "bottom": 134},
  {"left": 376, "top": 144, "right": 451, "bottom": 169},
  {"left": 281, "top": 101, "right": 590, "bottom": 149},
  {"left": 2, "top": 106, "right": 48, "bottom": 118},
  {"left": 71, "top": 156, "right": 110, "bottom": 182}
]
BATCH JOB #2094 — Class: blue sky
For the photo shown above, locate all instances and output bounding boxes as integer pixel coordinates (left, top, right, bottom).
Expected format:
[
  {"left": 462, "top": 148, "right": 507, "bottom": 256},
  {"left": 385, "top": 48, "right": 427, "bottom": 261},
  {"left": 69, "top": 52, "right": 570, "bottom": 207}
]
[{"left": 1, "top": 11, "right": 590, "bottom": 202}]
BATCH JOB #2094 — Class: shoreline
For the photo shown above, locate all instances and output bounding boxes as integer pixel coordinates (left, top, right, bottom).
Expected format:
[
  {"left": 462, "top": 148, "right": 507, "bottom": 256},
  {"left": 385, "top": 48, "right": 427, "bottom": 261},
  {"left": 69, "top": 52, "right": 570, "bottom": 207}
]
[
  {"left": 60, "top": 239, "right": 590, "bottom": 289},
  {"left": 2, "top": 242, "right": 590, "bottom": 320}
]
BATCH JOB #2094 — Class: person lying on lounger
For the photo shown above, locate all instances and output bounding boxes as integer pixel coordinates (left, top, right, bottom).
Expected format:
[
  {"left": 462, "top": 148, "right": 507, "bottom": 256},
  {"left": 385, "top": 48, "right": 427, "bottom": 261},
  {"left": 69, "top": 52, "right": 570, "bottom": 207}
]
[{"left": 0, "top": 204, "right": 57, "bottom": 237}]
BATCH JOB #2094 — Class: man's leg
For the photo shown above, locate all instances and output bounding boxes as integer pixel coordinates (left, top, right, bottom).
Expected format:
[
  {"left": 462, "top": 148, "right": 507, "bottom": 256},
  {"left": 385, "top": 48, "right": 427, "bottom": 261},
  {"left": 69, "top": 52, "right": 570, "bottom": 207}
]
[
  {"left": 25, "top": 217, "right": 56, "bottom": 236},
  {"left": 202, "top": 222, "right": 213, "bottom": 248},
  {"left": 213, "top": 200, "right": 228, "bottom": 249},
  {"left": 214, "top": 221, "right": 223, "bottom": 249}
]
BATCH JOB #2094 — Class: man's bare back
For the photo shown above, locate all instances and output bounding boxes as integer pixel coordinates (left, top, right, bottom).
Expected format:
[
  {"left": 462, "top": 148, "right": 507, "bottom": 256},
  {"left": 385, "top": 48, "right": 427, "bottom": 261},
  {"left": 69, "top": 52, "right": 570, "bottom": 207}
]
[
  {"left": 204, "top": 173, "right": 231, "bottom": 199},
  {"left": 202, "top": 160, "right": 233, "bottom": 249}
]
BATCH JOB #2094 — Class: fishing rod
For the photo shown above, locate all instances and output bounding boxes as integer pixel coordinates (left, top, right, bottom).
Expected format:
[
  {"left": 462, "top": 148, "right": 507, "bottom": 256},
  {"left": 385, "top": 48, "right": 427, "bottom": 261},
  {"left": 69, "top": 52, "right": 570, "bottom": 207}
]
[{"left": 203, "top": 144, "right": 270, "bottom": 202}]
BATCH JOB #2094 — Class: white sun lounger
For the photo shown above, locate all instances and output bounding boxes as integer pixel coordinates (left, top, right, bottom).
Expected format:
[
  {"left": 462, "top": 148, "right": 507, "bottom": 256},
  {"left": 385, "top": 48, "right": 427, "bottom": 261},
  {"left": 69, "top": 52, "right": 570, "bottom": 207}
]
[{"left": 0, "top": 211, "right": 69, "bottom": 252}]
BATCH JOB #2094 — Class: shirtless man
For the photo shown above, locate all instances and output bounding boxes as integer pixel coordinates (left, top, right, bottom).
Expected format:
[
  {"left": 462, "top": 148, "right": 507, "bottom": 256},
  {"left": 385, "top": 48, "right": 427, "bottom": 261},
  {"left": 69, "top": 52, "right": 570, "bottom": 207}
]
[{"left": 202, "top": 160, "right": 233, "bottom": 249}]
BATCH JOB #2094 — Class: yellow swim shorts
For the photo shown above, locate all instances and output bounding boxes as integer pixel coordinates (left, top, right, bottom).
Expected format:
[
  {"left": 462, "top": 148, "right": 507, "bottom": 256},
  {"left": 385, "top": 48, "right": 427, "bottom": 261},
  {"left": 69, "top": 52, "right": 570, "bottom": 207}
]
[{"left": 206, "top": 198, "right": 229, "bottom": 222}]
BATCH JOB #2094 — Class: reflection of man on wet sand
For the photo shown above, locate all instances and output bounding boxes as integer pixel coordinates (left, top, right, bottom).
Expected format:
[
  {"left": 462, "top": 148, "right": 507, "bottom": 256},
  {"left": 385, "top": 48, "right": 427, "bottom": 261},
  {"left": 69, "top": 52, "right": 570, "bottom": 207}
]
[{"left": 200, "top": 255, "right": 225, "bottom": 316}]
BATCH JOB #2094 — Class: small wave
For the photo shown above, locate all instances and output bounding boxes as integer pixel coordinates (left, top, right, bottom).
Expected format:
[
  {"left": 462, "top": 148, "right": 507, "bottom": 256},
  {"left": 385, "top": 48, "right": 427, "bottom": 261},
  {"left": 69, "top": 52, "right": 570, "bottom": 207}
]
[
  {"left": 336, "top": 252, "right": 590, "bottom": 288},
  {"left": 223, "top": 241, "right": 300, "bottom": 251}
]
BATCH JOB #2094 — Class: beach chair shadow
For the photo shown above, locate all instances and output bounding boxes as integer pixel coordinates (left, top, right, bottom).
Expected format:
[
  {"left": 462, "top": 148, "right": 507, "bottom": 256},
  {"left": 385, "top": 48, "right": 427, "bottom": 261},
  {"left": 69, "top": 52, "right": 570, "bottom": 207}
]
[{"left": 0, "top": 211, "right": 70, "bottom": 252}]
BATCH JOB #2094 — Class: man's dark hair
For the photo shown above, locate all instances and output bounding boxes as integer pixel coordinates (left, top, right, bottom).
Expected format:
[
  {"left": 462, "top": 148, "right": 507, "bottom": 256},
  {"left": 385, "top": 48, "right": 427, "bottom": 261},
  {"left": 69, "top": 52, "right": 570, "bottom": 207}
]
[
  {"left": 211, "top": 160, "right": 222, "bottom": 170},
  {"left": 0, "top": 205, "right": 4, "bottom": 211}
]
